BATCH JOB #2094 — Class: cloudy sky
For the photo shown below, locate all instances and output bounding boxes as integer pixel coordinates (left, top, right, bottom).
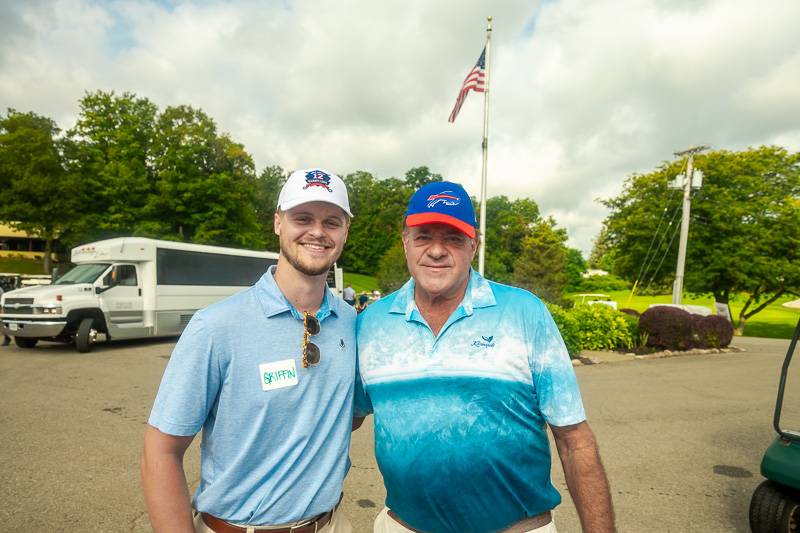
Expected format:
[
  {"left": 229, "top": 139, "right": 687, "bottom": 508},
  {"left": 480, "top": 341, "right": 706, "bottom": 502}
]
[{"left": 2, "top": 0, "right": 799, "bottom": 254}]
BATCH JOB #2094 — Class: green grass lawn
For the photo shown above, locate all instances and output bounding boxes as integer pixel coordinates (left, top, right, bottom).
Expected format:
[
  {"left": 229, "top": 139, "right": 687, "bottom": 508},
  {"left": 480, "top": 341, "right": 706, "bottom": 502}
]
[
  {"left": 582, "top": 290, "right": 800, "bottom": 340},
  {"left": 0, "top": 257, "right": 48, "bottom": 275},
  {"left": 343, "top": 272, "right": 379, "bottom": 293}
]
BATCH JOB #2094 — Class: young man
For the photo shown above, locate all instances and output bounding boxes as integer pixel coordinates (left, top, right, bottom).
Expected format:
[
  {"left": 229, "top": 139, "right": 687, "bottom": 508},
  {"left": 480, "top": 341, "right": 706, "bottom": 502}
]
[
  {"left": 355, "top": 182, "right": 615, "bottom": 533},
  {"left": 142, "top": 168, "right": 358, "bottom": 533}
]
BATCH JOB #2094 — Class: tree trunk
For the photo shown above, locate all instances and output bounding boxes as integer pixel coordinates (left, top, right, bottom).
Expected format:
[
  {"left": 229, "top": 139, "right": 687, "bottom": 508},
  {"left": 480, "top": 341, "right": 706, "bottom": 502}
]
[{"left": 44, "top": 237, "right": 53, "bottom": 275}]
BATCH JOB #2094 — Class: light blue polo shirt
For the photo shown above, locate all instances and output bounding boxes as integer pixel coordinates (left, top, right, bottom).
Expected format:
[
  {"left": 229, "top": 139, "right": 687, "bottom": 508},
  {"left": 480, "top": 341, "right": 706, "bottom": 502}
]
[
  {"left": 355, "top": 269, "right": 586, "bottom": 533},
  {"left": 149, "top": 266, "right": 357, "bottom": 525}
]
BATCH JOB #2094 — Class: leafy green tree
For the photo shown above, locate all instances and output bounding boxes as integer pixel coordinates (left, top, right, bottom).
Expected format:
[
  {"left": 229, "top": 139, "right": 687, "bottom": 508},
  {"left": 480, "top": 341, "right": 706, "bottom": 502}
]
[
  {"left": 565, "top": 247, "right": 586, "bottom": 292},
  {"left": 511, "top": 219, "right": 569, "bottom": 302},
  {"left": 601, "top": 146, "right": 800, "bottom": 330},
  {"left": 404, "top": 166, "right": 443, "bottom": 189},
  {"left": 376, "top": 239, "right": 409, "bottom": 293},
  {"left": 482, "top": 196, "right": 541, "bottom": 283},
  {"left": 0, "top": 109, "right": 78, "bottom": 272},
  {"left": 140, "top": 105, "right": 262, "bottom": 247},
  {"left": 254, "top": 165, "right": 287, "bottom": 252},
  {"left": 68, "top": 91, "right": 157, "bottom": 239}
]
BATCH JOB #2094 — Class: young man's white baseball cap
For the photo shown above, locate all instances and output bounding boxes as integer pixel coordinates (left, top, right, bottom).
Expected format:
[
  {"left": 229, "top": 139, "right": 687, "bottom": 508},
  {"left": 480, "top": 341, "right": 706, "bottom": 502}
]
[{"left": 277, "top": 168, "right": 353, "bottom": 217}]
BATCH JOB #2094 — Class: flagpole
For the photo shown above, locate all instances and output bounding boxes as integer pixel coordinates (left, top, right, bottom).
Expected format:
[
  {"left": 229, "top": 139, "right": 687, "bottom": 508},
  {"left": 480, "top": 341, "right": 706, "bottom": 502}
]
[{"left": 478, "top": 16, "right": 492, "bottom": 276}]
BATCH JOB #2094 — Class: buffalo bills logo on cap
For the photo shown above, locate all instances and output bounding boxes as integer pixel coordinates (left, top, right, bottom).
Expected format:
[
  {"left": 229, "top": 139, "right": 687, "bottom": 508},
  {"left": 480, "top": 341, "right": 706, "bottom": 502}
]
[
  {"left": 427, "top": 191, "right": 460, "bottom": 208},
  {"left": 303, "top": 170, "right": 333, "bottom": 192}
]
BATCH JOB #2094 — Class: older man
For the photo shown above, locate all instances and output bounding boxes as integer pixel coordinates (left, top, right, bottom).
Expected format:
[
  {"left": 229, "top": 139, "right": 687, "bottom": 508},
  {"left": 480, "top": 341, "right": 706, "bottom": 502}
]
[
  {"left": 142, "top": 168, "right": 357, "bottom": 533},
  {"left": 354, "top": 182, "right": 615, "bottom": 533}
]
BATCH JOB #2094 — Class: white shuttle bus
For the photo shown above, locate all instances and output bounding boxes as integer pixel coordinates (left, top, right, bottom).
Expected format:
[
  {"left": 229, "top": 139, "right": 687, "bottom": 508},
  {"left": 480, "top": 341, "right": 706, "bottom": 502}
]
[{"left": 0, "top": 237, "right": 290, "bottom": 352}]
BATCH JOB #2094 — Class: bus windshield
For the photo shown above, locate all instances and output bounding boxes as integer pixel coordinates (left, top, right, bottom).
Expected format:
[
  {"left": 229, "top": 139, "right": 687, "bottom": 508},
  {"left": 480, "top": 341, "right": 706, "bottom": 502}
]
[{"left": 54, "top": 264, "right": 111, "bottom": 285}]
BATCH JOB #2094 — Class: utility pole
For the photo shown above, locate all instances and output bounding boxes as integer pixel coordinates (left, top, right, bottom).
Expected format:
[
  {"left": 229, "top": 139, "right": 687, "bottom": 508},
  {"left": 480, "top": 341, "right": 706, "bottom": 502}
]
[{"left": 672, "top": 145, "right": 709, "bottom": 304}]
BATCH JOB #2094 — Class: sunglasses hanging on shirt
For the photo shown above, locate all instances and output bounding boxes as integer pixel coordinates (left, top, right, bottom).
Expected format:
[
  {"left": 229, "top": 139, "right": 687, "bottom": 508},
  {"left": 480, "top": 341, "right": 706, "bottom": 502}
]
[{"left": 302, "top": 312, "right": 321, "bottom": 368}]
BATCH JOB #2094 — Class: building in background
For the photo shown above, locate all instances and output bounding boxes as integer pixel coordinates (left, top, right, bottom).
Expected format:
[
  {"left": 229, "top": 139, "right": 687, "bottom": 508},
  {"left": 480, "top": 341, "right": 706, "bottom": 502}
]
[{"left": 0, "top": 223, "right": 56, "bottom": 261}]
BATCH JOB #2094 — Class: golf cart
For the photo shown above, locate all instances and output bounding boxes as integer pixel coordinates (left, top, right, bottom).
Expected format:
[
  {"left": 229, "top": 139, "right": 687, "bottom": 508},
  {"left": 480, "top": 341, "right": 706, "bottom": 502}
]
[
  {"left": 749, "top": 317, "right": 800, "bottom": 533},
  {"left": 575, "top": 293, "right": 618, "bottom": 310}
]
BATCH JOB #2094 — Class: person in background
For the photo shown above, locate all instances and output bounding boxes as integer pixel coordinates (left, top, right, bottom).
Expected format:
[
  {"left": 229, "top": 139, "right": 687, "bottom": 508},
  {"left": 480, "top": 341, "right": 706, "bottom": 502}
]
[
  {"left": 343, "top": 284, "right": 356, "bottom": 306},
  {"left": 357, "top": 291, "right": 370, "bottom": 313},
  {"left": 0, "top": 284, "right": 9, "bottom": 346}
]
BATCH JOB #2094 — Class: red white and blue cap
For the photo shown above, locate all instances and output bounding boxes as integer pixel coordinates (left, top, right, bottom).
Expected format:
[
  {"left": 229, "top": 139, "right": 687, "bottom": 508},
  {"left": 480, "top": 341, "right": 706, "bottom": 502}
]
[
  {"left": 405, "top": 181, "right": 477, "bottom": 238},
  {"left": 278, "top": 168, "right": 353, "bottom": 217}
]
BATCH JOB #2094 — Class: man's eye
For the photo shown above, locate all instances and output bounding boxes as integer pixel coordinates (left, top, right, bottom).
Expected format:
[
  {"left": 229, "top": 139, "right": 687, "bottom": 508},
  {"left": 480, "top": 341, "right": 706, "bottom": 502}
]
[{"left": 325, "top": 220, "right": 342, "bottom": 229}]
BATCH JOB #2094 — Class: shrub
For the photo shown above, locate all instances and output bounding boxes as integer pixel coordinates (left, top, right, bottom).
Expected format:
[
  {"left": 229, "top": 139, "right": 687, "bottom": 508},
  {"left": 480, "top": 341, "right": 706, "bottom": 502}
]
[
  {"left": 577, "top": 274, "right": 631, "bottom": 292},
  {"left": 571, "top": 304, "right": 637, "bottom": 351},
  {"left": 692, "top": 315, "right": 734, "bottom": 348},
  {"left": 547, "top": 303, "right": 582, "bottom": 358},
  {"left": 639, "top": 306, "right": 694, "bottom": 350}
]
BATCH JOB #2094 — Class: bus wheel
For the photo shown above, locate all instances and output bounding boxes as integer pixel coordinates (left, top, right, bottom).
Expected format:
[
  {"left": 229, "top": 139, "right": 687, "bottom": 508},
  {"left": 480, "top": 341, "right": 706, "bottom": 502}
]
[
  {"left": 75, "top": 318, "right": 96, "bottom": 353},
  {"left": 15, "top": 337, "right": 38, "bottom": 349},
  {"left": 750, "top": 480, "right": 799, "bottom": 533}
]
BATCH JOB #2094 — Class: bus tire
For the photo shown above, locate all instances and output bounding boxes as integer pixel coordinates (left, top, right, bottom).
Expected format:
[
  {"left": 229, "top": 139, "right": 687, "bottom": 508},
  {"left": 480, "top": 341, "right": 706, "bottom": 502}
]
[{"left": 75, "top": 318, "right": 95, "bottom": 353}]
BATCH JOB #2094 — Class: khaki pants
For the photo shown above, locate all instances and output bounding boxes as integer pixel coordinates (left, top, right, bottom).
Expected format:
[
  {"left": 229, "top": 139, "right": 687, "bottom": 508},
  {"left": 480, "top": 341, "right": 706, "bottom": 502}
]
[
  {"left": 372, "top": 507, "right": 557, "bottom": 533},
  {"left": 194, "top": 506, "right": 353, "bottom": 533}
]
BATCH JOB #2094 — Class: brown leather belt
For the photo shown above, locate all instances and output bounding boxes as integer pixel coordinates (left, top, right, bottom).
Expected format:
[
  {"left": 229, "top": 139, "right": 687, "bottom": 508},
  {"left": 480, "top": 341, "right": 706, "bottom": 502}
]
[
  {"left": 201, "top": 508, "right": 334, "bottom": 533},
  {"left": 387, "top": 509, "right": 552, "bottom": 533}
]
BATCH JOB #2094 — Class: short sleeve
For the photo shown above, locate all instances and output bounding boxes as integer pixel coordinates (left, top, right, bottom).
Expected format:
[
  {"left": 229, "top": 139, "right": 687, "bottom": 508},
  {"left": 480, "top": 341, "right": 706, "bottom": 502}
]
[
  {"left": 148, "top": 314, "right": 222, "bottom": 436},
  {"left": 528, "top": 300, "right": 586, "bottom": 427},
  {"left": 353, "top": 347, "right": 373, "bottom": 418}
]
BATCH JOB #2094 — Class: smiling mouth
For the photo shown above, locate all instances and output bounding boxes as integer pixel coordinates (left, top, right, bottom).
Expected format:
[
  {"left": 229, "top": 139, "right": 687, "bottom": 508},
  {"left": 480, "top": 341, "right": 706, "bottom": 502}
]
[{"left": 300, "top": 242, "right": 332, "bottom": 253}]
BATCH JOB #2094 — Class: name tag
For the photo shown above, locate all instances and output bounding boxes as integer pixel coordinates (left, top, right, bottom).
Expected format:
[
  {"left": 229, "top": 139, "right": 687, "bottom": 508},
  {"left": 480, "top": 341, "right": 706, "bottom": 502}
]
[{"left": 259, "top": 359, "right": 298, "bottom": 391}]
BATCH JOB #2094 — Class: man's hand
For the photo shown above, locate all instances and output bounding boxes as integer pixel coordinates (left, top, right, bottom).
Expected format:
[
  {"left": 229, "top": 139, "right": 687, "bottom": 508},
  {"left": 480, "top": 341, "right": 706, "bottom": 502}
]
[
  {"left": 550, "top": 421, "right": 615, "bottom": 533},
  {"left": 141, "top": 425, "right": 196, "bottom": 533}
]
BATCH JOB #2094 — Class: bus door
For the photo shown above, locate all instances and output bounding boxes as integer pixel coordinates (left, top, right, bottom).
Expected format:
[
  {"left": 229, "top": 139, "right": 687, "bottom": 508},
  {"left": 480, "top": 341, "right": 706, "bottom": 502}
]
[{"left": 99, "top": 264, "right": 145, "bottom": 330}]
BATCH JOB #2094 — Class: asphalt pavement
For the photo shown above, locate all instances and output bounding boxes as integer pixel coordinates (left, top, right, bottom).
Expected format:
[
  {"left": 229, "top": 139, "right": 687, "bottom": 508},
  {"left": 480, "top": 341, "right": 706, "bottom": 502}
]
[{"left": 0, "top": 335, "right": 795, "bottom": 532}]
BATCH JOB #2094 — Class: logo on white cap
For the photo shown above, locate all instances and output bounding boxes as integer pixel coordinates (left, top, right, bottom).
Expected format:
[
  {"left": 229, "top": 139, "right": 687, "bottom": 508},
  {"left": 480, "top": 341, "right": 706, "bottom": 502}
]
[
  {"left": 303, "top": 170, "right": 333, "bottom": 192},
  {"left": 277, "top": 168, "right": 353, "bottom": 217}
]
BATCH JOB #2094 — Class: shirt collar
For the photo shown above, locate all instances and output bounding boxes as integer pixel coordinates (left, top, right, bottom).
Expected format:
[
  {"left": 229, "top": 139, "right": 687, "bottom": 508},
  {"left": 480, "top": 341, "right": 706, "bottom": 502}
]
[
  {"left": 389, "top": 268, "right": 496, "bottom": 321},
  {"left": 256, "top": 265, "right": 339, "bottom": 320}
]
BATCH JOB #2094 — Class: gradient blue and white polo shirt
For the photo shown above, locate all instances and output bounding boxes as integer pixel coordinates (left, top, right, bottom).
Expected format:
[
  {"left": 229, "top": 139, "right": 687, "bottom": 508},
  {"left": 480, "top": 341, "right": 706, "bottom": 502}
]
[{"left": 355, "top": 269, "right": 586, "bottom": 533}]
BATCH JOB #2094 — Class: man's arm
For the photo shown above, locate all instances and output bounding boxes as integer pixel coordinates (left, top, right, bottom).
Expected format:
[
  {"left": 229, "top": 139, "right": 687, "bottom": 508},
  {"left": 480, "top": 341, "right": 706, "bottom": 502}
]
[
  {"left": 550, "top": 421, "right": 615, "bottom": 533},
  {"left": 141, "top": 425, "right": 196, "bottom": 533}
]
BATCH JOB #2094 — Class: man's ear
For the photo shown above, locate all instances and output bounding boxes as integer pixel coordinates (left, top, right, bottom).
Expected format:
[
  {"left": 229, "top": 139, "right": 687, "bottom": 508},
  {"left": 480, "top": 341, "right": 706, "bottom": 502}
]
[{"left": 273, "top": 211, "right": 281, "bottom": 236}]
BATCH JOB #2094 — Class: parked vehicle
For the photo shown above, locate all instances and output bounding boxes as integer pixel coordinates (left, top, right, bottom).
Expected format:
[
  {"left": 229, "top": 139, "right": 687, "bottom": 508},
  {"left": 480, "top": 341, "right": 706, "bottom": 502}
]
[
  {"left": 749, "top": 318, "right": 800, "bottom": 533},
  {"left": 0, "top": 238, "right": 288, "bottom": 352},
  {"left": 575, "top": 293, "right": 618, "bottom": 310}
]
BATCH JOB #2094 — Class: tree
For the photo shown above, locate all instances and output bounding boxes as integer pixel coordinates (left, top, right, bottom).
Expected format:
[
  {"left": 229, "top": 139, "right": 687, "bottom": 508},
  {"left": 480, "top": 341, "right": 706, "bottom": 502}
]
[
  {"left": 254, "top": 165, "right": 287, "bottom": 252},
  {"left": 67, "top": 91, "right": 157, "bottom": 240},
  {"left": 376, "top": 239, "right": 409, "bottom": 293},
  {"left": 601, "top": 146, "right": 800, "bottom": 331},
  {"left": 0, "top": 109, "right": 78, "bottom": 272},
  {"left": 565, "top": 247, "right": 586, "bottom": 292},
  {"left": 482, "top": 196, "right": 541, "bottom": 283},
  {"left": 511, "top": 219, "right": 569, "bottom": 302},
  {"left": 141, "top": 105, "right": 262, "bottom": 247}
]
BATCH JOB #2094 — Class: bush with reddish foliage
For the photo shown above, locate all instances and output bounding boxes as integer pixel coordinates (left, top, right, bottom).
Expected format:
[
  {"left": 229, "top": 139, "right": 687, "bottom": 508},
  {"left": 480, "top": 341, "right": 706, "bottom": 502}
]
[
  {"left": 692, "top": 315, "right": 734, "bottom": 348},
  {"left": 639, "top": 306, "right": 694, "bottom": 350},
  {"left": 619, "top": 308, "right": 640, "bottom": 318}
]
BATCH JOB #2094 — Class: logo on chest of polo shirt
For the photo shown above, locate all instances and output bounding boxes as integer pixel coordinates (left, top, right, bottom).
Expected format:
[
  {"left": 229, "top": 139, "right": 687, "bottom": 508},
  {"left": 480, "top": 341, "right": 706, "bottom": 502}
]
[{"left": 471, "top": 335, "right": 495, "bottom": 348}]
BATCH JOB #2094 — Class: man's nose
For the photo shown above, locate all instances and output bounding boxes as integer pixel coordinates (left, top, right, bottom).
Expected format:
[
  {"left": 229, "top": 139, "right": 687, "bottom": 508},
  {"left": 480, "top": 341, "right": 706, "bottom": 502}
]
[
  {"left": 307, "top": 221, "right": 325, "bottom": 237},
  {"left": 426, "top": 237, "right": 448, "bottom": 259}
]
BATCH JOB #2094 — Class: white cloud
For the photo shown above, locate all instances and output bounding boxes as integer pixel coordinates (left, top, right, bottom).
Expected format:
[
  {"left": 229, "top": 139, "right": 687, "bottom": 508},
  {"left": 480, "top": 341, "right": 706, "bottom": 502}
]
[{"left": 1, "top": 0, "right": 798, "bottom": 255}]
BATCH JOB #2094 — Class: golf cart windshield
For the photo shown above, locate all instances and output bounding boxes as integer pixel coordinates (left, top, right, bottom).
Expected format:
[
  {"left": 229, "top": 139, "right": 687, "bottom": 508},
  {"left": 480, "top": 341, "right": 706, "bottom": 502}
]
[
  {"left": 775, "top": 318, "right": 800, "bottom": 441},
  {"left": 54, "top": 264, "right": 111, "bottom": 285}
]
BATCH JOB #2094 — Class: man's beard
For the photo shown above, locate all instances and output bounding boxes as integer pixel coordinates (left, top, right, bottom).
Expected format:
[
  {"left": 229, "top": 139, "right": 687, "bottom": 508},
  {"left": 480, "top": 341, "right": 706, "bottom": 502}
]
[{"left": 280, "top": 240, "right": 338, "bottom": 277}]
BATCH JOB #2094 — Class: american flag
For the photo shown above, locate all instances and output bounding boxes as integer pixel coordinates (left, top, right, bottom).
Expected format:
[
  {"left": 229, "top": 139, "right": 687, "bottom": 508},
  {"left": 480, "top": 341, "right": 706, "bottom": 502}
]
[{"left": 448, "top": 47, "right": 486, "bottom": 123}]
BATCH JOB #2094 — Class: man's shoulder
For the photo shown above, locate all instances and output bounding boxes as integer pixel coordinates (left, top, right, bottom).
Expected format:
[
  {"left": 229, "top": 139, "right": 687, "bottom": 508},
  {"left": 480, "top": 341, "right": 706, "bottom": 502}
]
[{"left": 192, "top": 285, "right": 259, "bottom": 327}]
